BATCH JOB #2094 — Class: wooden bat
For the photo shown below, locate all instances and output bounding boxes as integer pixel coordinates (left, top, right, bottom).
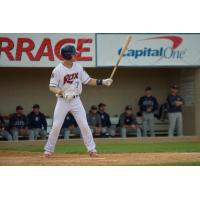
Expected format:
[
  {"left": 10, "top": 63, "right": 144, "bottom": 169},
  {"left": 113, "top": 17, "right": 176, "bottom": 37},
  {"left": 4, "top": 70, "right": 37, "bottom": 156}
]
[{"left": 110, "top": 35, "right": 132, "bottom": 79}]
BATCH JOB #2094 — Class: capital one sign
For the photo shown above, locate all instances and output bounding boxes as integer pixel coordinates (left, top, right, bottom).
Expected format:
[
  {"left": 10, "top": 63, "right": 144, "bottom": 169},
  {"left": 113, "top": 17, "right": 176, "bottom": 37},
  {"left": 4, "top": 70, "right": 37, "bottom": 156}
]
[{"left": 96, "top": 33, "right": 200, "bottom": 67}]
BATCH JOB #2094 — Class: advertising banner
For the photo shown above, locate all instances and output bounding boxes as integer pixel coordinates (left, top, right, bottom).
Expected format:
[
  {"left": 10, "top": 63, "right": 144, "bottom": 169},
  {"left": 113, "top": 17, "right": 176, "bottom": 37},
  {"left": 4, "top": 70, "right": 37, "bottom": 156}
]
[
  {"left": 96, "top": 33, "right": 200, "bottom": 67},
  {"left": 0, "top": 33, "right": 96, "bottom": 67},
  {"left": 1, "top": 33, "right": 200, "bottom": 68}
]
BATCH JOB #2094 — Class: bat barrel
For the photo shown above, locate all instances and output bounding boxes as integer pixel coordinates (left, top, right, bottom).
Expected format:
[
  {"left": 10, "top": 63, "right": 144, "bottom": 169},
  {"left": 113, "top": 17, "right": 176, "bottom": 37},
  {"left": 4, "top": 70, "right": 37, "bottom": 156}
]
[{"left": 110, "top": 35, "right": 132, "bottom": 79}]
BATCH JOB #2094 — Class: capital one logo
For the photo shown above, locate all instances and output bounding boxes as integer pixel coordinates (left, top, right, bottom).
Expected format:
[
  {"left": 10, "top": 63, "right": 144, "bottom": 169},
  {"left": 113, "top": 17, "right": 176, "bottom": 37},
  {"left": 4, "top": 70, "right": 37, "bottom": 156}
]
[{"left": 118, "top": 36, "right": 187, "bottom": 62}]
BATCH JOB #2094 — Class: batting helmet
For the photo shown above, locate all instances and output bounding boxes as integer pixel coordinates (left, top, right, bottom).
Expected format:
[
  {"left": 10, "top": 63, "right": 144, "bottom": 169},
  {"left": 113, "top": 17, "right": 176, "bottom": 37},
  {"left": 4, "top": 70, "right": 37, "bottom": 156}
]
[{"left": 61, "top": 45, "right": 76, "bottom": 60}]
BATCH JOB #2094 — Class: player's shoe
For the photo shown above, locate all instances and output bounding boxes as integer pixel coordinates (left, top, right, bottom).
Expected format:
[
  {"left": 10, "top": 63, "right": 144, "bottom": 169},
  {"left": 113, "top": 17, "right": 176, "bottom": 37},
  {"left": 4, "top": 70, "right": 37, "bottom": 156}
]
[
  {"left": 89, "top": 151, "right": 99, "bottom": 157},
  {"left": 44, "top": 151, "right": 52, "bottom": 158}
]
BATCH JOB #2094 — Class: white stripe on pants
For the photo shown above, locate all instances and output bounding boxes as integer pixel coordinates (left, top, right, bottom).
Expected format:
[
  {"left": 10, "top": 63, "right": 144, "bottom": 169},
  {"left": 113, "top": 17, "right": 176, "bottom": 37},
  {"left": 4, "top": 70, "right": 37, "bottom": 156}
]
[{"left": 44, "top": 97, "right": 96, "bottom": 153}]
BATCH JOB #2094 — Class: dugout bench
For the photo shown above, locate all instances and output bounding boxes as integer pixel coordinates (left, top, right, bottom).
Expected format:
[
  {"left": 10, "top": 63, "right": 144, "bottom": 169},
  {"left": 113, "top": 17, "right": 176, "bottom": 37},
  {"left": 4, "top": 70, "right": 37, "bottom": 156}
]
[
  {"left": 0, "top": 117, "right": 169, "bottom": 140},
  {"left": 46, "top": 117, "right": 169, "bottom": 138}
]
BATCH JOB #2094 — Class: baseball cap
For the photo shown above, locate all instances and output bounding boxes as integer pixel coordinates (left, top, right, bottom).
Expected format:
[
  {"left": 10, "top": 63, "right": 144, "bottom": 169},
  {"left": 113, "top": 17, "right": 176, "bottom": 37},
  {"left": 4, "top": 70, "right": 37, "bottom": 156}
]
[
  {"left": 91, "top": 105, "right": 98, "bottom": 110},
  {"left": 171, "top": 84, "right": 179, "bottom": 89},
  {"left": 16, "top": 105, "right": 23, "bottom": 110},
  {"left": 33, "top": 104, "right": 40, "bottom": 109},
  {"left": 98, "top": 103, "right": 106, "bottom": 107},
  {"left": 125, "top": 105, "right": 133, "bottom": 110},
  {"left": 145, "top": 86, "right": 152, "bottom": 91}
]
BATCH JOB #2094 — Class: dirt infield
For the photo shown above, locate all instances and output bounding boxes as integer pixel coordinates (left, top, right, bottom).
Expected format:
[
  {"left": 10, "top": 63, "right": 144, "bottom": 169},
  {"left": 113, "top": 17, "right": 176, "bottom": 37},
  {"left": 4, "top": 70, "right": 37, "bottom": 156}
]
[
  {"left": 1, "top": 137, "right": 200, "bottom": 165},
  {"left": 1, "top": 151, "right": 200, "bottom": 166}
]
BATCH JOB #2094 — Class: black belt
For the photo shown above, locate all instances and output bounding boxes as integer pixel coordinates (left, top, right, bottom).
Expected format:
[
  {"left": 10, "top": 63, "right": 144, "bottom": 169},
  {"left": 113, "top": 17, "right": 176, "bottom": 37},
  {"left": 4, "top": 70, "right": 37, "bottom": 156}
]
[{"left": 60, "top": 95, "right": 79, "bottom": 99}]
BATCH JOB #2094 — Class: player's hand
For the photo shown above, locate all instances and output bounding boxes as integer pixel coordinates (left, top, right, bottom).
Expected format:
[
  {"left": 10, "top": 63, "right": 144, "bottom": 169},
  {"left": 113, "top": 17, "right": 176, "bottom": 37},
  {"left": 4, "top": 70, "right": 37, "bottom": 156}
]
[
  {"left": 146, "top": 107, "right": 152, "bottom": 112},
  {"left": 175, "top": 101, "right": 182, "bottom": 107},
  {"left": 63, "top": 91, "right": 74, "bottom": 101},
  {"left": 102, "top": 78, "right": 113, "bottom": 86},
  {"left": 130, "top": 124, "right": 136, "bottom": 129},
  {"left": 57, "top": 89, "right": 64, "bottom": 96}
]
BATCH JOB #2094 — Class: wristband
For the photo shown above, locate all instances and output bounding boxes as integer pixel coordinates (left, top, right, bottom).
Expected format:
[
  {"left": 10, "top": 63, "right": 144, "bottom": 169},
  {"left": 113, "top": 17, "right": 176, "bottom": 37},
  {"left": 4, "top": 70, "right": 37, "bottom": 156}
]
[{"left": 96, "top": 79, "right": 103, "bottom": 85}]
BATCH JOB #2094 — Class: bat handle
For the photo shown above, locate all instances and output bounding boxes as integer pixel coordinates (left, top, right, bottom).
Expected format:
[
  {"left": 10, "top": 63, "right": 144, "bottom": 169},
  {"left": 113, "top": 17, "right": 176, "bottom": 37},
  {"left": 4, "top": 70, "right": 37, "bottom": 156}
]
[{"left": 110, "top": 66, "right": 117, "bottom": 79}]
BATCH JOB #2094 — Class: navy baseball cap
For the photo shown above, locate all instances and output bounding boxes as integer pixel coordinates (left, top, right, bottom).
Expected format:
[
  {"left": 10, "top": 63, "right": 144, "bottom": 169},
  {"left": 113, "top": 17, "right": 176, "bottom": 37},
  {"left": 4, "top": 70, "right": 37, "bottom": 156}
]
[
  {"left": 98, "top": 103, "right": 106, "bottom": 107},
  {"left": 61, "top": 45, "right": 76, "bottom": 60},
  {"left": 125, "top": 105, "right": 133, "bottom": 110},
  {"left": 145, "top": 86, "right": 152, "bottom": 91},
  {"left": 91, "top": 105, "right": 98, "bottom": 110},
  {"left": 33, "top": 104, "right": 40, "bottom": 109},
  {"left": 16, "top": 105, "right": 23, "bottom": 110}
]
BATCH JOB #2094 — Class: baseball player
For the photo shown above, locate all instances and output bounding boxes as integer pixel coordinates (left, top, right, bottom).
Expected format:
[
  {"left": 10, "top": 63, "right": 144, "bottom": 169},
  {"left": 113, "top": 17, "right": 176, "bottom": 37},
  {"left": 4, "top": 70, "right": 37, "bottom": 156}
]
[
  {"left": 138, "top": 86, "right": 158, "bottom": 137},
  {"left": 167, "top": 84, "right": 184, "bottom": 137},
  {"left": 44, "top": 45, "right": 113, "bottom": 157},
  {"left": 118, "top": 105, "right": 142, "bottom": 138}
]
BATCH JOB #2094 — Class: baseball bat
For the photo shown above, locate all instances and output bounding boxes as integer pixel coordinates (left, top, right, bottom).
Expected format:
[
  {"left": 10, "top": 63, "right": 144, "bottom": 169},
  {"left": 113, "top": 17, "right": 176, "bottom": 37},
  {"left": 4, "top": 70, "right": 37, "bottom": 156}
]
[{"left": 110, "top": 35, "right": 132, "bottom": 79}]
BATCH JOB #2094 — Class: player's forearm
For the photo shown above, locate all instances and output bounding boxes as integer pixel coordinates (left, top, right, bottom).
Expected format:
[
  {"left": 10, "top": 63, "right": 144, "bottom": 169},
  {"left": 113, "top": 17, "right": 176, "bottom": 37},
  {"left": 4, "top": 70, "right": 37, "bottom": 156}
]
[
  {"left": 87, "top": 78, "right": 113, "bottom": 86},
  {"left": 87, "top": 78, "right": 98, "bottom": 86},
  {"left": 49, "top": 86, "right": 63, "bottom": 95}
]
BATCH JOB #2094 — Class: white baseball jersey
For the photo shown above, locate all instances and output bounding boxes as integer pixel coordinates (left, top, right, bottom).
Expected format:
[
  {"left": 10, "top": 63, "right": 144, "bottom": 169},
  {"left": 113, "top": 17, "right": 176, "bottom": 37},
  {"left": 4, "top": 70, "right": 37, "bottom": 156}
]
[{"left": 49, "top": 62, "right": 91, "bottom": 96}]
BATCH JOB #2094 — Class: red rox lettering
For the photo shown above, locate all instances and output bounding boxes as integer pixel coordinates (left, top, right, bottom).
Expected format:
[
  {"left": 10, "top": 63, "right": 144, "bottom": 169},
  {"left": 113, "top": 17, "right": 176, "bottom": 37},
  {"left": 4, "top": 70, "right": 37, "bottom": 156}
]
[{"left": 64, "top": 73, "right": 79, "bottom": 84}]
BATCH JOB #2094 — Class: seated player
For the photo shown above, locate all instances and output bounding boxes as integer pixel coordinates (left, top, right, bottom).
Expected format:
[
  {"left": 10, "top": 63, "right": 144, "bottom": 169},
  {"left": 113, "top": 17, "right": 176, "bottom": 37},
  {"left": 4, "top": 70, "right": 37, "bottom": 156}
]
[
  {"left": 27, "top": 104, "right": 47, "bottom": 140},
  {"left": 9, "top": 106, "right": 34, "bottom": 140},
  {"left": 87, "top": 105, "right": 102, "bottom": 136},
  {"left": 118, "top": 105, "right": 141, "bottom": 137},
  {"left": 98, "top": 103, "right": 115, "bottom": 136},
  {"left": 0, "top": 113, "right": 12, "bottom": 141},
  {"left": 60, "top": 112, "right": 80, "bottom": 139}
]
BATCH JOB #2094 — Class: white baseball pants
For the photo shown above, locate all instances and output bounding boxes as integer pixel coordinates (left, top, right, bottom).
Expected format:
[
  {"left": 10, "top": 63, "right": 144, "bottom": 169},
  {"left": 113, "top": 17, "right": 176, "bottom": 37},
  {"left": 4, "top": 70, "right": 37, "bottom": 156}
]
[{"left": 44, "top": 97, "right": 96, "bottom": 153}]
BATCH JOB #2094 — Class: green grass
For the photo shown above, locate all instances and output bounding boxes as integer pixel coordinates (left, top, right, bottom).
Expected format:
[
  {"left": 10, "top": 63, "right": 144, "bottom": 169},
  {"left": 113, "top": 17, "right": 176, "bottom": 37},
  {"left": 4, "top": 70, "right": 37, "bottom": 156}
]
[
  {"left": 1, "top": 139, "right": 200, "bottom": 165},
  {"left": 151, "top": 162, "right": 200, "bottom": 166},
  {"left": 1, "top": 141, "right": 200, "bottom": 154}
]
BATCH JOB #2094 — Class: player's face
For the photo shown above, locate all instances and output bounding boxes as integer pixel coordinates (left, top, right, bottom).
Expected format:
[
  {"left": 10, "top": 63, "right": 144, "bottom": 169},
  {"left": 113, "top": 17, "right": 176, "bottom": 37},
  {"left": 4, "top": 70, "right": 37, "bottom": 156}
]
[
  {"left": 71, "top": 55, "right": 77, "bottom": 62},
  {"left": 99, "top": 106, "right": 106, "bottom": 112},
  {"left": 91, "top": 109, "right": 97, "bottom": 114},
  {"left": 16, "top": 109, "right": 23, "bottom": 115},
  {"left": 33, "top": 108, "right": 39, "bottom": 113},
  {"left": 126, "top": 109, "right": 133, "bottom": 116},
  {"left": 171, "top": 88, "right": 178, "bottom": 95},
  {"left": 145, "top": 90, "right": 151, "bottom": 96}
]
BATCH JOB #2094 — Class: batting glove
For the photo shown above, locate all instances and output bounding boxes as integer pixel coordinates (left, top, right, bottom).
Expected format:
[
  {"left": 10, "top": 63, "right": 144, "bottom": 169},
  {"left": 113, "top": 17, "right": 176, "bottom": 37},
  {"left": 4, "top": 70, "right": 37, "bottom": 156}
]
[
  {"left": 102, "top": 78, "right": 113, "bottom": 86},
  {"left": 63, "top": 92, "right": 74, "bottom": 101}
]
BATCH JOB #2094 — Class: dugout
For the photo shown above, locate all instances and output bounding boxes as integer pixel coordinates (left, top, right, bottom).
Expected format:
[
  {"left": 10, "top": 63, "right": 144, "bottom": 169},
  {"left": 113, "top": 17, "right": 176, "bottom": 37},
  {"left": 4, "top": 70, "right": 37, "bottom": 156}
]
[
  {"left": 0, "top": 33, "right": 199, "bottom": 136},
  {"left": 0, "top": 67, "right": 196, "bottom": 135}
]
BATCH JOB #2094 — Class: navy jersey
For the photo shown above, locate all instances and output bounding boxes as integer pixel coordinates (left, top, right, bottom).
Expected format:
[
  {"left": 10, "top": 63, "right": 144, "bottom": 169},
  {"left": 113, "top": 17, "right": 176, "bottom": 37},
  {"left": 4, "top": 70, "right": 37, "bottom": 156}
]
[
  {"left": 9, "top": 113, "right": 28, "bottom": 129},
  {"left": 0, "top": 115, "right": 5, "bottom": 129},
  {"left": 138, "top": 95, "right": 158, "bottom": 113},
  {"left": 167, "top": 94, "right": 184, "bottom": 113},
  {"left": 98, "top": 111, "right": 111, "bottom": 127},
  {"left": 119, "top": 113, "right": 137, "bottom": 127},
  {"left": 62, "top": 113, "right": 78, "bottom": 128},
  {"left": 87, "top": 112, "right": 102, "bottom": 127},
  {"left": 27, "top": 112, "right": 47, "bottom": 130}
]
